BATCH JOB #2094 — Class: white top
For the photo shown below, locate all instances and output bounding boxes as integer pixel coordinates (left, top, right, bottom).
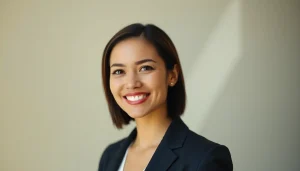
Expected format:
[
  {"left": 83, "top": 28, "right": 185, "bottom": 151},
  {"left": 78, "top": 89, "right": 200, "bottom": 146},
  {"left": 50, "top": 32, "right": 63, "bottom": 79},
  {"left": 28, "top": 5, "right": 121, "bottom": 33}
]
[
  {"left": 118, "top": 146, "right": 146, "bottom": 171},
  {"left": 118, "top": 147, "right": 129, "bottom": 171}
]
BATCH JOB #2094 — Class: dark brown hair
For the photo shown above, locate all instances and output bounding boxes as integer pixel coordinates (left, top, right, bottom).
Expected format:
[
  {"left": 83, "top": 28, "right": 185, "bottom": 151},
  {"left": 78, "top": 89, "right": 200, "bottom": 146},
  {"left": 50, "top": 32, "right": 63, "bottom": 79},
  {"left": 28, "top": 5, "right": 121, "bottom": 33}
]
[{"left": 102, "top": 23, "right": 186, "bottom": 129}]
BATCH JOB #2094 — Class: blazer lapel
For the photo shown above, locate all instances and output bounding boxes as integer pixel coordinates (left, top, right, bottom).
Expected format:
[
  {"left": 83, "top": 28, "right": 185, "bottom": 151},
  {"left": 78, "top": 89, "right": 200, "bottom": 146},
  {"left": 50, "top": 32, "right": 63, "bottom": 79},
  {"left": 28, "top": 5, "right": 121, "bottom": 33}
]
[
  {"left": 145, "top": 117, "right": 189, "bottom": 171},
  {"left": 106, "top": 117, "right": 189, "bottom": 171},
  {"left": 106, "top": 128, "right": 137, "bottom": 171},
  {"left": 145, "top": 141, "right": 177, "bottom": 171}
]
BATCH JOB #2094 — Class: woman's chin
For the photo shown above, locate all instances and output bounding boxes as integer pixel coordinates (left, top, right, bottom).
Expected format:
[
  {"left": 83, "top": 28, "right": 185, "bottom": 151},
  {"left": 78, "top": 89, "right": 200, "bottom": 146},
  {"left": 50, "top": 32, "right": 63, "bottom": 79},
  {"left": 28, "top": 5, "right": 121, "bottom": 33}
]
[{"left": 127, "top": 112, "right": 149, "bottom": 119}]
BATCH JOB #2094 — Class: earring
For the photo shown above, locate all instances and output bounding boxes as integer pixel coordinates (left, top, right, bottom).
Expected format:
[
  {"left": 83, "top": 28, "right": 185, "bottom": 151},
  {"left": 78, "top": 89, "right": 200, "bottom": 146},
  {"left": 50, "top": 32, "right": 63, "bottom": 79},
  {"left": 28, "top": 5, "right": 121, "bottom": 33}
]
[{"left": 170, "top": 82, "right": 174, "bottom": 86}]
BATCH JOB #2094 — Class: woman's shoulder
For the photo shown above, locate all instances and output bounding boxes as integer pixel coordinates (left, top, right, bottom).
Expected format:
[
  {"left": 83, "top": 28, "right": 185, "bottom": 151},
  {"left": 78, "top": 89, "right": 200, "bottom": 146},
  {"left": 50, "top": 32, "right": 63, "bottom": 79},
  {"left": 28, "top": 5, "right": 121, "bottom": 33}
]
[
  {"left": 186, "top": 129, "right": 220, "bottom": 147},
  {"left": 98, "top": 137, "right": 128, "bottom": 171},
  {"left": 184, "top": 129, "right": 229, "bottom": 153},
  {"left": 102, "top": 137, "right": 127, "bottom": 155},
  {"left": 101, "top": 127, "right": 136, "bottom": 159},
  {"left": 183, "top": 129, "right": 232, "bottom": 162}
]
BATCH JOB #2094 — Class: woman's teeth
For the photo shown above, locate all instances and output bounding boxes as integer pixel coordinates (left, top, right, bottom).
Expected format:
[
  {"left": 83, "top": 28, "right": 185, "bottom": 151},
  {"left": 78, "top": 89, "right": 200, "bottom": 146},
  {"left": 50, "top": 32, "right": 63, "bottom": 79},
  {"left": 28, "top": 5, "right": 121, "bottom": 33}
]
[{"left": 126, "top": 94, "right": 147, "bottom": 101}]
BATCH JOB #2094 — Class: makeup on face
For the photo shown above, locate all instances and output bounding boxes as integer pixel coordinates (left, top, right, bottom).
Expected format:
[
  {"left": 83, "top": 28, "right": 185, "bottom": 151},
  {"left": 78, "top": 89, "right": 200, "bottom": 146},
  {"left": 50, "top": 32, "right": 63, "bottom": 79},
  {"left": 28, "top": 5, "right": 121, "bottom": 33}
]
[{"left": 109, "top": 38, "right": 169, "bottom": 118}]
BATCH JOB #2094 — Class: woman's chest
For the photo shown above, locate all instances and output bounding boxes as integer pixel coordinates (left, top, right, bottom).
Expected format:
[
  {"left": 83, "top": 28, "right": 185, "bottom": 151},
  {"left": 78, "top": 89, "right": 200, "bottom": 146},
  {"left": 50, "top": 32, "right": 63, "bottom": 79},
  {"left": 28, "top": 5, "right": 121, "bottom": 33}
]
[{"left": 123, "top": 147, "right": 156, "bottom": 171}]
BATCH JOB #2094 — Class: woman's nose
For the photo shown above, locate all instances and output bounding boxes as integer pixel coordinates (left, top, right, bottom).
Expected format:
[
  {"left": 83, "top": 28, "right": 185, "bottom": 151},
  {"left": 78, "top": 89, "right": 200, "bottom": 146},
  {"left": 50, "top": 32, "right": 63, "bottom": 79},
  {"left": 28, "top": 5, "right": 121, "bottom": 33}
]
[{"left": 125, "top": 72, "right": 142, "bottom": 89}]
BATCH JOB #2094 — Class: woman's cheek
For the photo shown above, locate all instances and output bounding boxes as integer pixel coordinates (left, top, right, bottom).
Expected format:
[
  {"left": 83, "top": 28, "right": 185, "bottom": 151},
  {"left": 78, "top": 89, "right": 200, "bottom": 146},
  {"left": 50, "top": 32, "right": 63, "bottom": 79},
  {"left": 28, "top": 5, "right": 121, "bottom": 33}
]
[
  {"left": 115, "top": 79, "right": 125, "bottom": 93},
  {"left": 109, "top": 79, "right": 119, "bottom": 93}
]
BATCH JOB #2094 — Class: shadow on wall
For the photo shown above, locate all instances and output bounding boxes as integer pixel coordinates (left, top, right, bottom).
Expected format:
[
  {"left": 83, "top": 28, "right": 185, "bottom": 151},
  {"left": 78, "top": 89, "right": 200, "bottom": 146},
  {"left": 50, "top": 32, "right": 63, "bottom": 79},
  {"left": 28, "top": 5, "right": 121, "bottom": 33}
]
[
  {"left": 166, "top": 0, "right": 231, "bottom": 74},
  {"left": 183, "top": 1, "right": 300, "bottom": 171}
]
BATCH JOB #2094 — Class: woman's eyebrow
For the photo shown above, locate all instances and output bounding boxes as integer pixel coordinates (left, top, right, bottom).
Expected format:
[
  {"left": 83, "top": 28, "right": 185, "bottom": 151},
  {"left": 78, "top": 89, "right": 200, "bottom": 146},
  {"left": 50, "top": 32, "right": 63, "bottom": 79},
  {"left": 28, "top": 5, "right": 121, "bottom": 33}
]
[
  {"left": 110, "top": 63, "right": 125, "bottom": 68},
  {"left": 135, "top": 59, "right": 157, "bottom": 65},
  {"left": 110, "top": 59, "right": 156, "bottom": 68}
]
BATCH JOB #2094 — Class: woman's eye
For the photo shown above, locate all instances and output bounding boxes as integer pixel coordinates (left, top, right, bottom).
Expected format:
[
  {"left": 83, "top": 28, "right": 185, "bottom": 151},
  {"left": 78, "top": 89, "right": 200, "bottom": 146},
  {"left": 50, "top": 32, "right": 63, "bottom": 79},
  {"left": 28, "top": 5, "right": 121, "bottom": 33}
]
[
  {"left": 140, "top": 65, "right": 154, "bottom": 72},
  {"left": 112, "top": 70, "right": 124, "bottom": 75}
]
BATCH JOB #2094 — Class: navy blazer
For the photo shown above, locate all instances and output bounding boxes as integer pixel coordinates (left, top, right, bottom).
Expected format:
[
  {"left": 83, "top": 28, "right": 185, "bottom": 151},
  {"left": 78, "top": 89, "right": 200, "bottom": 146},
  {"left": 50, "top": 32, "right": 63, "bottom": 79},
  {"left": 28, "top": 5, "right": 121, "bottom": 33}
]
[{"left": 98, "top": 117, "right": 233, "bottom": 171}]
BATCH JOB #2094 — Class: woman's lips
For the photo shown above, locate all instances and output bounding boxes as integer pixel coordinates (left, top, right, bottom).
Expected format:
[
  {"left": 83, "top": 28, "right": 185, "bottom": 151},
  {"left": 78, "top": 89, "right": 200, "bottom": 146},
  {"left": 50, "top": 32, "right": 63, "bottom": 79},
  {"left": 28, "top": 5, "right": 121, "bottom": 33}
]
[{"left": 123, "top": 93, "right": 150, "bottom": 105}]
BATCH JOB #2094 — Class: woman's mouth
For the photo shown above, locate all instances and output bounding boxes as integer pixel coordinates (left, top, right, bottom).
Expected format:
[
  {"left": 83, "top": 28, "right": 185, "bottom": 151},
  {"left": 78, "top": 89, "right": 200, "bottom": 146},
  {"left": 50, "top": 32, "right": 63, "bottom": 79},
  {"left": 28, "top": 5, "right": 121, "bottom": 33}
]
[{"left": 123, "top": 93, "right": 150, "bottom": 105}]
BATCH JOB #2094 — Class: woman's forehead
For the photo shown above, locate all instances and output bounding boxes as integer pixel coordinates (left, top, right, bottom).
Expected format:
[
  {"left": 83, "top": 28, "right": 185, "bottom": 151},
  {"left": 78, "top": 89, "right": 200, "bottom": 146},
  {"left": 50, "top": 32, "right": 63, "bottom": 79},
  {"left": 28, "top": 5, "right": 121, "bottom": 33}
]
[{"left": 110, "top": 38, "right": 162, "bottom": 65}]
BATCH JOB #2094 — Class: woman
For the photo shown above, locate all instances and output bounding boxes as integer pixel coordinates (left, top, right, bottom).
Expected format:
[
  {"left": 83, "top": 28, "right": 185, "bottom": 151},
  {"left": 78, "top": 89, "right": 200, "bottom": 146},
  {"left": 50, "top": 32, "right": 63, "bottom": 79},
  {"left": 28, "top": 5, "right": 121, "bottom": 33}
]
[{"left": 98, "top": 23, "right": 233, "bottom": 171}]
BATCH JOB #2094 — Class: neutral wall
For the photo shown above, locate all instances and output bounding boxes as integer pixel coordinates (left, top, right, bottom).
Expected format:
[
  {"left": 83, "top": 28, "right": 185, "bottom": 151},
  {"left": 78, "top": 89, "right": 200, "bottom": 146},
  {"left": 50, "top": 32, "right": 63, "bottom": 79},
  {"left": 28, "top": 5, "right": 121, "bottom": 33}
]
[{"left": 1, "top": 0, "right": 299, "bottom": 170}]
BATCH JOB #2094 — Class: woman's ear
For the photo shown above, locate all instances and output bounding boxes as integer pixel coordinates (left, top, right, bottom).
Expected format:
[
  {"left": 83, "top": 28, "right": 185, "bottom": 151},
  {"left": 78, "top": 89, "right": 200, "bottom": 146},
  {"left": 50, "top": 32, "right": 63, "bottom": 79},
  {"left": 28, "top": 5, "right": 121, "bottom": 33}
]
[{"left": 168, "top": 64, "right": 179, "bottom": 87}]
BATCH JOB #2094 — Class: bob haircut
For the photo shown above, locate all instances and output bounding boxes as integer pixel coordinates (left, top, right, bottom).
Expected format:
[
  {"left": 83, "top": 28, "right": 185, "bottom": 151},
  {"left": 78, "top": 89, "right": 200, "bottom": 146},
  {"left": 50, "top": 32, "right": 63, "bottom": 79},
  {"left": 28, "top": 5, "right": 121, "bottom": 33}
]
[{"left": 102, "top": 23, "right": 186, "bottom": 129}]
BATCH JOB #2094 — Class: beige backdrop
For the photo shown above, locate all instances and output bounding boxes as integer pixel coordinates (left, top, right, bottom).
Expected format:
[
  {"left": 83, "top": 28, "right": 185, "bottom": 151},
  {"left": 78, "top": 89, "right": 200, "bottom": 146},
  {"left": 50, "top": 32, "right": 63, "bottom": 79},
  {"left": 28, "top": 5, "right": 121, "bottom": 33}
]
[{"left": 1, "top": 0, "right": 299, "bottom": 170}]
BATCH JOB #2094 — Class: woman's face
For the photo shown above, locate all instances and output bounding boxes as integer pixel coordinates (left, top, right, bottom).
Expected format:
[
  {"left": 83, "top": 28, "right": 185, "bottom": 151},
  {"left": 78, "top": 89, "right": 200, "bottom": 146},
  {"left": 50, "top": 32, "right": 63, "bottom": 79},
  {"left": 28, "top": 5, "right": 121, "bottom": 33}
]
[{"left": 109, "top": 37, "right": 172, "bottom": 119}]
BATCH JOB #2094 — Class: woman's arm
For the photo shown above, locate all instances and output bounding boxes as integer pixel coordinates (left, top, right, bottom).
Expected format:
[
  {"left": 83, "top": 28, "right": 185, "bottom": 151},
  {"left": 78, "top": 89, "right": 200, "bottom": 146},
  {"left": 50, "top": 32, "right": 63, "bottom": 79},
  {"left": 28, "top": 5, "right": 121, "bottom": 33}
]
[{"left": 196, "top": 145, "right": 233, "bottom": 171}]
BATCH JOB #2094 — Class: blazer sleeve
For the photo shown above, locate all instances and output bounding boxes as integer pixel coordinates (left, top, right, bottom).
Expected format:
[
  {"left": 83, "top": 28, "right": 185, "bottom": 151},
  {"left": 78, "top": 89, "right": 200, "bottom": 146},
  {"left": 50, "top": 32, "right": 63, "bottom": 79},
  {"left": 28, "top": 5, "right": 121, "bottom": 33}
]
[{"left": 196, "top": 145, "right": 233, "bottom": 171}]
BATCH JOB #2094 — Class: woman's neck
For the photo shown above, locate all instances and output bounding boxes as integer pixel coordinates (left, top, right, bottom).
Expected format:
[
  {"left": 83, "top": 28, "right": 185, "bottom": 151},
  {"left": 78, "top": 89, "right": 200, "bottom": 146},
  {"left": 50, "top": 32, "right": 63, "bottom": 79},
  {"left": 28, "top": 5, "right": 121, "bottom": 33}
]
[{"left": 133, "top": 107, "right": 172, "bottom": 149}]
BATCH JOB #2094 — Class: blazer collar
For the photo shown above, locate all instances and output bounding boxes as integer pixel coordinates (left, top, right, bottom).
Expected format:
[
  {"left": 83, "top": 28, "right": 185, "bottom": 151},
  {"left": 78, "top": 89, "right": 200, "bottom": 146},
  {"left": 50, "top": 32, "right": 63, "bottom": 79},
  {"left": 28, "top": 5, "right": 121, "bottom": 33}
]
[
  {"left": 164, "top": 117, "right": 189, "bottom": 149},
  {"left": 146, "top": 117, "right": 189, "bottom": 171},
  {"left": 107, "top": 117, "right": 189, "bottom": 171}
]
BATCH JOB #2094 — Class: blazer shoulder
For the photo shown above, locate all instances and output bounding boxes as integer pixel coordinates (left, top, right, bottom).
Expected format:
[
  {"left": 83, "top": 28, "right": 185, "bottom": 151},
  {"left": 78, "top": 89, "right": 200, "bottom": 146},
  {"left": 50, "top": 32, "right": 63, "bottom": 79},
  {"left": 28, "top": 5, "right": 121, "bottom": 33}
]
[
  {"left": 184, "top": 130, "right": 233, "bottom": 170},
  {"left": 183, "top": 129, "right": 232, "bottom": 159},
  {"left": 186, "top": 130, "right": 220, "bottom": 149},
  {"left": 102, "top": 137, "right": 127, "bottom": 156},
  {"left": 98, "top": 138, "right": 127, "bottom": 171}
]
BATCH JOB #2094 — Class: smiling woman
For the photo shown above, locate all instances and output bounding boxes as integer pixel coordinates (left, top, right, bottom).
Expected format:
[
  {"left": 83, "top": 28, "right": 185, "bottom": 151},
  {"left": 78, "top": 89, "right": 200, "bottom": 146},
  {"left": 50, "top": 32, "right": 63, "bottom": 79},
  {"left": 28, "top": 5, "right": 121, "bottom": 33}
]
[
  {"left": 98, "top": 23, "right": 233, "bottom": 171},
  {"left": 109, "top": 37, "right": 178, "bottom": 121}
]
